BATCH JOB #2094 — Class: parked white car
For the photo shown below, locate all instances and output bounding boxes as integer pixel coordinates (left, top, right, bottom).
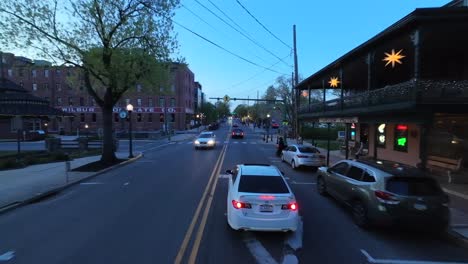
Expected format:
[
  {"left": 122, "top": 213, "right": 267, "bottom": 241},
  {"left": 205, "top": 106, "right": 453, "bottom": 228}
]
[
  {"left": 226, "top": 164, "right": 299, "bottom": 232},
  {"left": 281, "top": 144, "right": 325, "bottom": 169}
]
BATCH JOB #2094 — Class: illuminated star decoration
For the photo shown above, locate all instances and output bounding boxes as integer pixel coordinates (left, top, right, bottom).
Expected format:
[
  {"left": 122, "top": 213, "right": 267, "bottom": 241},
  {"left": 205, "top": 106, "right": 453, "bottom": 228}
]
[
  {"left": 328, "top": 77, "right": 340, "bottom": 88},
  {"left": 301, "top": 90, "right": 309, "bottom": 97},
  {"left": 383, "top": 49, "right": 405, "bottom": 68}
]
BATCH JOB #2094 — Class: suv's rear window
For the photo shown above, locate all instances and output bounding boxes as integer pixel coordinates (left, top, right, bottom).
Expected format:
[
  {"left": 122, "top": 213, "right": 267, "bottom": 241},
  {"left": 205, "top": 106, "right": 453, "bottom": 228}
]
[
  {"left": 238, "top": 176, "right": 289, "bottom": 193},
  {"left": 386, "top": 177, "right": 442, "bottom": 196}
]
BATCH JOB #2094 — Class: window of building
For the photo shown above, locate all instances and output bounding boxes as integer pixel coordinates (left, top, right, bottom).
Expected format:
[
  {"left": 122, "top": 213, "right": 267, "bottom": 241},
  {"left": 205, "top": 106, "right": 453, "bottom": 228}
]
[
  {"left": 125, "top": 98, "right": 130, "bottom": 106},
  {"left": 137, "top": 113, "right": 142, "bottom": 122},
  {"left": 18, "top": 68, "right": 24, "bottom": 77},
  {"left": 44, "top": 69, "right": 49, "bottom": 78},
  {"left": 7, "top": 69, "right": 13, "bottom": 77},
  {"left": 377, "top": 124, "right": 386, "bottom": 148},
  {"left": 32, "top": 70, "right": 36, "bottom": 78},
  {"left": 80, "top": 113, "right": 85, "bottom": 122},
  {"left": 137, "top": 98, "right": 142, "bottom": 107},
  {"left": 136, "top": 84, "right": 142, "bottom": 92},
  {"left": 32, "top": 83, "right": 37, "bottom": 91},
  {"left": 80, "top": 97, "right": 85, "bottom": 106},
  {"left": 56, "top": 69, "right": 61, "bottom": 76},
  {"left": 43, "top": 83, "right": 49, "bottom": 90},
  {"left": 148, "top": 113, "right": 153, "bottom": 122},
  {"left": 171, "top": 84, "right": 175, "bottom": 93},
  {"left": 114, "top": 113, "right": 119, "bottom": 122},
  {"left": 394, "top": 124, "right": 409, "bottom": 152},
  {"left": 57, "top": 97, "right": 62, "bottom": 106},
  {"left": 68, "top": 97, "right": 74, "bottom": 106},
  {"left": 92, "top": 113, "right": 97, "bottom": 122},
  {"left": 170, "top": 98, "right": 176, "bottom": 107},
  {"left": 159, "top": 98, "right": 165, "bottom": 107},
  {"left": 67, "top": 71, "right": 71, "bottom": 77},
  {"left": 148, "top": 98, "right": 153, "bottom": 107},
  {"left": 56, "top": 83, "right": 61, "bottom": 91}
]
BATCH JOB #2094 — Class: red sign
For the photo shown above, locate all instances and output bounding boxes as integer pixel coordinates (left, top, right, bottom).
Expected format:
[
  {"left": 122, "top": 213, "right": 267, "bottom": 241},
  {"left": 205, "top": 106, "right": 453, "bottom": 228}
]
[{"left": 60, "top": 107, "right": 186, "bottom": 113}]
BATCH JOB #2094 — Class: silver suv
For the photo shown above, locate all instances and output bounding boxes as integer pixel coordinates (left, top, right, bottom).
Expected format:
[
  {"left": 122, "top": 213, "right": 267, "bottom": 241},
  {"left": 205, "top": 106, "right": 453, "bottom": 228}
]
[{"left": 317, "top": 159, "right": 450, "bottom": 230}]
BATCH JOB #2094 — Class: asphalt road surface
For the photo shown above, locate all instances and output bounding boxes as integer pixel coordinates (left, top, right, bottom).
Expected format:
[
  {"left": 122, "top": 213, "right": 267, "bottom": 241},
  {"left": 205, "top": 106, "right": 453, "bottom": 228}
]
[{"left": 1, "top": 124, "right": 468, "bottom": 264}]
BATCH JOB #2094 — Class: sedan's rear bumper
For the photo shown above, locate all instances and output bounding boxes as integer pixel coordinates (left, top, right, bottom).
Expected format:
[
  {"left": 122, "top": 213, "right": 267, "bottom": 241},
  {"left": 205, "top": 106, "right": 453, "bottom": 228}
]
[
  {"left": 296, "top": 159, "right": 325, "bottom": 167},
  {"left": 228, "top": 211, "right": 299, "bottom": 232}
]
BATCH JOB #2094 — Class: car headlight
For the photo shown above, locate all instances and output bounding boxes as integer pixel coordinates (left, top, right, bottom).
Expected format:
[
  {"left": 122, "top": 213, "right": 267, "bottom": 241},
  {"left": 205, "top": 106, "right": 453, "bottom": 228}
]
[
  {"left": 207, "top": 140, "right": 215, "bottom": 145},
  {"left": 194, "top": 140, "right": 200, "bottom": 145}
]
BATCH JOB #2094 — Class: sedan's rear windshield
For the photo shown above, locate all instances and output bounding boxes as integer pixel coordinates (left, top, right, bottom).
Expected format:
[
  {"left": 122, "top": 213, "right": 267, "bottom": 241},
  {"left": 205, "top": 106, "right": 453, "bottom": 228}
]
[
  {"left": 233, "top": 129, "right": 243, "bottom": 132},
  {"left": 199, "top": 134, "right": 213, "bottom": 138},
  {"left": 386, "top": 177, "right": 442, "bottom": 196},
  {"left": 298, "top": 147, "right": 319, "bottom": 153},
  {"left": 238, "top": 176, "right": 289, "bottom": 193}
]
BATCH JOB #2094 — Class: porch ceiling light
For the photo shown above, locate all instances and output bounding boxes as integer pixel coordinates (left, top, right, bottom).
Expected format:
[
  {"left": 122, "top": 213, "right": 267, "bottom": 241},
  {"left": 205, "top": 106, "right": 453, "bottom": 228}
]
[
  {"left": 378, "top": 124, "right": 386, "bottom": 133},
  {"left": 383, "top": 49, "right": 405, "bottom": 68},
  {"left": 328, "top": 77, "right": 340, "bottom": 88}
]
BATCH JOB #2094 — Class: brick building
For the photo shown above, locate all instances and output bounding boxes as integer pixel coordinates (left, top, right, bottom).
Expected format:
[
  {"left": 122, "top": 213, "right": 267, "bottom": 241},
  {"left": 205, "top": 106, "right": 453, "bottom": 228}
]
[{"left": 0, "top": 52, "right": 201, "bottom": 135}]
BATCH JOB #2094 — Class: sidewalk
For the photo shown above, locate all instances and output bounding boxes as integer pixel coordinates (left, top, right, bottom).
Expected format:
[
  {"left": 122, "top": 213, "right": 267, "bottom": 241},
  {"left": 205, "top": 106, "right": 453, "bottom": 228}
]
[{"left": 0, "top": 151, "right": 137, "bottom": 210}]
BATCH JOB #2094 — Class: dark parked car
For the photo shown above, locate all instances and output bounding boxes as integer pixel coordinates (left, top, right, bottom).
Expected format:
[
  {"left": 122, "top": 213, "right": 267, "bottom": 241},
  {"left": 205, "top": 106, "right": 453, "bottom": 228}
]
[
  {"left": 26, "top": 130, "right": 46, "bottom": 141},
  {"left": 317, "top": 159, "right": 450, "bottom": 230},
  {"left": 208, "top": 122, "right": 219, "bottom": 130},
  {"left": 231, "top": 128, "right": 244, "bottom": 139}
]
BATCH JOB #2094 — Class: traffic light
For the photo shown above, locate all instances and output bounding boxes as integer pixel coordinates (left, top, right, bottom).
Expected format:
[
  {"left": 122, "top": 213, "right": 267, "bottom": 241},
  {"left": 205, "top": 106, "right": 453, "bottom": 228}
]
[{"left": 159, "top": 113, "right": 164, "bottom": 123}]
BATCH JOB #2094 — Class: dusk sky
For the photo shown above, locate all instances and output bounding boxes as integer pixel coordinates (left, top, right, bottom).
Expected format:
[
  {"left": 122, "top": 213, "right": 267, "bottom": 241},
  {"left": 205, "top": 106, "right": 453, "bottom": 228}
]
[{"left": 174, "top": 0, "right": 448, "bottom": 107}]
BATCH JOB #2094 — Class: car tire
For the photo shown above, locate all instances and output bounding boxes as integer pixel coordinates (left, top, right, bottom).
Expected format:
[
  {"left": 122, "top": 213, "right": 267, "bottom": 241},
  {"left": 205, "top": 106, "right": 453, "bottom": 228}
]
[
  {"left": 352, "top": 200, "right": 370, "bottom": 228},
  {"left": 281, "top": 154, "right": 285, "bottom": 162},
  {"left": 317, "top": 177, "right": 327, "bottom": 196},
  {"left": 291, "top": 160, "right": 297, "bottom": 170}
]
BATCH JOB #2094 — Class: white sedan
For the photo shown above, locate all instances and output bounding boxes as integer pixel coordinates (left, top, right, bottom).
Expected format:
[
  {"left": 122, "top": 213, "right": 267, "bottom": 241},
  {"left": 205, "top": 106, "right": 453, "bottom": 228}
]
[
  {"left": 226, "top": 164, "right": 299, "bottom": 232},
  {"left": 281, "top": 144, "right": 325, "bottom": 169},
  {"left": 194, "top": 132, "right": 216, "bottom": 149}
]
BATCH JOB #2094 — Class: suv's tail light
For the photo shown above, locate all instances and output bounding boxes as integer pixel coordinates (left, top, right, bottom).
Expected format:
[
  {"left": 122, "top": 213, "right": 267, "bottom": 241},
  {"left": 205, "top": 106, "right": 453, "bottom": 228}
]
[
  {"left": 297, "top": 155, "right": 308, "bottom": 158},
  {"left": 375, "top": 190, "right": 400, "bottom": 204},
  {"left": 281, "top": 202, "right": 298, "bottom": 211},
  {"left": 232, "top": 132, "right": 235, "bottom": 136},
  {"left": 232, "top": 200, "right": 252, "bottom": 209}
]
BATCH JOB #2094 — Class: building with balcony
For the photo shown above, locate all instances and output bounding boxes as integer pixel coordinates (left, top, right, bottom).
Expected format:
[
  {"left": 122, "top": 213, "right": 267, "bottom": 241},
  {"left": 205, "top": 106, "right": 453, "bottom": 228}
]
[{"left": 296, "top": 0, "right": 468, "bottom": 170}]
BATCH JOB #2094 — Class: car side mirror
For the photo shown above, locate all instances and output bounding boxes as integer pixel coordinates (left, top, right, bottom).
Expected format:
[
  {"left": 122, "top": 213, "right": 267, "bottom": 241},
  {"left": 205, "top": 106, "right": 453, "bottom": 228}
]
[{"left": 226, "top": 169, "right": 233, "bottom": 175}]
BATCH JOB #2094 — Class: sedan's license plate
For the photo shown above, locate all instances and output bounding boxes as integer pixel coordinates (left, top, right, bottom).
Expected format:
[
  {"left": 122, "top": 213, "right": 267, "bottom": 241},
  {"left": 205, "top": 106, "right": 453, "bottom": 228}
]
[
  {"left": 259, "top": 204, "right": 273, "bottom": 212},
  {"left": 414, "top": 203, "right": 427, "bottom": 211}
]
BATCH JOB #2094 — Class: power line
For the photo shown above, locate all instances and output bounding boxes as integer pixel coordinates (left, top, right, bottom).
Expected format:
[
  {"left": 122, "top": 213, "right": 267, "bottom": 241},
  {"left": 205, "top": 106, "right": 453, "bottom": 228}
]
[
  {"left": 206, "top": 0, "right": 252, "bottom": 39},
  {"left": 181, "top": 4, "right": 218, "bottom": 32},
  {"left": 235, "top": 0, "right": 292, "bottom": 50},
  {"left": 173, "top": 20, "right": 287, "bottom": 75},
  {"left": 193, "top": 0, "right": 291, "bottom": 67}
]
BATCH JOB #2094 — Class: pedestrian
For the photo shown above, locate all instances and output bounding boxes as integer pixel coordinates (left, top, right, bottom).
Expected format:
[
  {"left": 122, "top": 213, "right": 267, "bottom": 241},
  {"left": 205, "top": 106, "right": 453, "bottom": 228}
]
[
  {"left": 276, "top": 137, "right": 286, "bottom": 157},
  {"left": 355, "top": 141, "right": 363, "bottom": 160}
]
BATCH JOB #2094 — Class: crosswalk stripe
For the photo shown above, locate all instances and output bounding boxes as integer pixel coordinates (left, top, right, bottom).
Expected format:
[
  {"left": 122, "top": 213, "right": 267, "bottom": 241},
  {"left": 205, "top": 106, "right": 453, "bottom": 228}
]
[
  {"left": 242, "top": 142, "right": 247, "bottom": 144},
  {"left": 187, "top": 141, "right": 193, "bottom": 144},
  {"left": 234, "top": 142, "right": 239, "bottom": 144}
]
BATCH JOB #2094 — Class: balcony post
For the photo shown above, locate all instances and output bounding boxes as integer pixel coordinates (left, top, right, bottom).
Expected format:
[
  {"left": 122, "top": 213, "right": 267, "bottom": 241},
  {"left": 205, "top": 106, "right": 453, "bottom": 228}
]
[
  {"left": 307, "top": 84, "right": 311, "bottom": 112},
  {"left": 411, "top": 29, "right": 421, "bottom": 101},
  {"left": 366, "top": 51, "right": 374, "bottom": 106},
  {"left": 340, "top": 68, "right": 344, "bottom": 111},
  {"left": 322, "top": 79, "right": 326, "bottom": 112}
]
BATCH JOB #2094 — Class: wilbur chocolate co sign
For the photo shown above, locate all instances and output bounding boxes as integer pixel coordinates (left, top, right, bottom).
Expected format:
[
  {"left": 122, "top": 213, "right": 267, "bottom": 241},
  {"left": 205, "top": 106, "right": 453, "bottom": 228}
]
[{"left": 60, "top": 107, "right": 184, "bottom": 113}]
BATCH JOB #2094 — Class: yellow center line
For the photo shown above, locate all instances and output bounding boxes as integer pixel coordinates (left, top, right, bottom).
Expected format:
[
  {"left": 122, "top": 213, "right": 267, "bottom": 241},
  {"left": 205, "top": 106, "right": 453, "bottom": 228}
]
[{"left": 174, "top": 133, "right": 230, "bottom": 264}]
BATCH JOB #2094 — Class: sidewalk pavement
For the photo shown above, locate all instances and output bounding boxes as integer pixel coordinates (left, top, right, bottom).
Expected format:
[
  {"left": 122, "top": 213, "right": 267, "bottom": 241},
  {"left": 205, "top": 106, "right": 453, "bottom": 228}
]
[
  {"left": 287, "top": 138, "right": 468, "bottom": 244},
  {"left": 0, "top": 151, "right": 137, "bottom": 211}
]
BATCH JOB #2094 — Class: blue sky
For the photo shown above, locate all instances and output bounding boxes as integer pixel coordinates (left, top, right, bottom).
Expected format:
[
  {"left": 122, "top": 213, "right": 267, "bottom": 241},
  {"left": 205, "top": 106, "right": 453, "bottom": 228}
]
[{"left": 174, "top": 0, "right": 448, "bottom": 107}]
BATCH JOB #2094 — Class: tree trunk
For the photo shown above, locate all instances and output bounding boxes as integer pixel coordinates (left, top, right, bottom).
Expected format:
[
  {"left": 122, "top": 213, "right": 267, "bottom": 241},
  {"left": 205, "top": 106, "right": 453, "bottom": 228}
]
[{"left": 100, "top": 103, "right": 117, "bottom": 164}]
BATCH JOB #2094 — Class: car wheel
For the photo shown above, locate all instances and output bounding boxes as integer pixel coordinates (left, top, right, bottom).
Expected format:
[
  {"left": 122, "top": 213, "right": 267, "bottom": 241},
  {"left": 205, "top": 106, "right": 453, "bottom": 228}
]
[
  {"left": 352, "top": 200, "right": 370, "bottom": 228},
  {"left": 317, "top": 177, "right": 327, "bottom": 196},
  {"left": 291, "top": 160, "right": 297, "bottom": 170},
  {"left": 281, "top": 154, "right": 285, "bottom": 162}
]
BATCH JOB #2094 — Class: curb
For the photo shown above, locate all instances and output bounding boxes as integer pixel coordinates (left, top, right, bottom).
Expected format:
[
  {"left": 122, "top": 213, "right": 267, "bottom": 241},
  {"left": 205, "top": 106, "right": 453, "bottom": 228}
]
[
  {"left": 446, "top": 228, "right": 468, "bottom": 249},
  {"left": 0, "top": 153, "right": 143, "bottom": 215}
]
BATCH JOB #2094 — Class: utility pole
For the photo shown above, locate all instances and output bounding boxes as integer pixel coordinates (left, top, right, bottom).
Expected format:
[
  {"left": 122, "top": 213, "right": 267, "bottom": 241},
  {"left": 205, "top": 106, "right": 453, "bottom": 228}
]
[{"left": 293, "top": 24, "right": 299, "bottom": 139}]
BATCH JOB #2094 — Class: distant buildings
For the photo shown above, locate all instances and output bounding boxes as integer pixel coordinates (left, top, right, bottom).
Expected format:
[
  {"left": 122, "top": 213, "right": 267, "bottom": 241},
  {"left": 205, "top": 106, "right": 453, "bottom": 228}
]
[{"left": 0, "top": 52, "right": 205, "bottom": 137}]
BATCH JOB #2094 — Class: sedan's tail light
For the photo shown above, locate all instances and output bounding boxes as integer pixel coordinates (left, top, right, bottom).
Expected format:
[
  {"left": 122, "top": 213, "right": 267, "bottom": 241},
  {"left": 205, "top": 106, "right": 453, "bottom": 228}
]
[
  {"left": 297, "top": 155, "right": 308, "bottom": 158},
  {"left": 281, "top": 202, "right": 298, "bottom": 211},
  {"left": 232, "top": 132, "right": 235, "bottom": 135},
  {"left": 375, "top": 190, "right": 400, "bottom": 204},
  {"left": 232, "top": 200, "right": 252, "bottom": 209}
]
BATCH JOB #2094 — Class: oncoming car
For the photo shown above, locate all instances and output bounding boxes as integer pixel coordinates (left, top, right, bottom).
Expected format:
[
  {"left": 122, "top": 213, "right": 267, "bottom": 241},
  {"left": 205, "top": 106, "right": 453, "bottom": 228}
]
[
  {"left": 226, "top": 164, "right": 299, "bottom": 232},
  {"left": 193, "top": 132, "right": 216, "bottom": 149}
]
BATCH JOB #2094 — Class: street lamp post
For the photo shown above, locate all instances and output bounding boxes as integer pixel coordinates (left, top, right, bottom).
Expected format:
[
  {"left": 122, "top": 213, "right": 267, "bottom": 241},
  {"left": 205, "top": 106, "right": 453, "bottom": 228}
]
[
  {"left": 196, "top": 114, "right": 200, "bottom": 132},
  {"left": 126, "top": 104, "right": 134, "bottom": 158},
  {"left": 84, "top": 124, "right": 89, "bottom": 139},
  {"left": 266, "top": 114, "right": 271, "bottom": 143}
]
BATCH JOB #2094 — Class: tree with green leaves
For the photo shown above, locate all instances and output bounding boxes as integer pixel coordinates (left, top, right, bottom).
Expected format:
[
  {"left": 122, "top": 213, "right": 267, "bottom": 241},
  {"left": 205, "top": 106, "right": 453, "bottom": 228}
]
[
  {"left": 215, "top": 101, "right": 230, "bottom": 119},
  {"left": 0, "top": 0, "right": 179, "bottom": 164}
]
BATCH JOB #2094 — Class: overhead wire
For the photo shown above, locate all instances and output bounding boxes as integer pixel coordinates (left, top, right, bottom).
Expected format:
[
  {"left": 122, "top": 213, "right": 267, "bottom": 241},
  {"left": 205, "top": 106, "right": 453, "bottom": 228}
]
[
  {"left": 173, "top": 20, "right": 287, "bottom": 75},
  {"left": 235, "top": 0, "right": 292, "bottom": 50},
  {"left": 193, "top": 0, "right": 292, "bottom": 68}
]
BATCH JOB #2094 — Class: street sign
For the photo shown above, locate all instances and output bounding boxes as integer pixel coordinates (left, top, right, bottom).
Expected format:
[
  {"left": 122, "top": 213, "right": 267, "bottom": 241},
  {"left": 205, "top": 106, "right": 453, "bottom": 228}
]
[
  {"left": 119, "top": 110, "right": 127, "bottom": 119},
  {"left": 319, "top": 117, "right": 358, "bottom": 123}
]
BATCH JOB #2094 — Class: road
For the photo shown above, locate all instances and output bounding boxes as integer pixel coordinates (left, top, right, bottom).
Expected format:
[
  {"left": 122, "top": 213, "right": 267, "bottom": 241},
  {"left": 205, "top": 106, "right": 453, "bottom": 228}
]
[{"left": 0, "top": 124, "right": 468, "bottom": 263}]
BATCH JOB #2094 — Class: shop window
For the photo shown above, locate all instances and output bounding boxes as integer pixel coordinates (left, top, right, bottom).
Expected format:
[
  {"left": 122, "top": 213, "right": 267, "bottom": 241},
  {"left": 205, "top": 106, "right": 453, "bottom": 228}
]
[
  {"left": 148, "top": 98, "right": 153, "bottom": 107},
  {"left": 148, "top": 113, "right": 153, "bottom": 123},
  {"left": 377, "top": 124, "right": 386, "bottom": 148},
  {"left": 159, "top": 98, "right": 165, "bottom": 107},
  {"left": 170, "top": 98, "right": 176, "bottom": 107},
  {"left": 394, "top": 124, "right": 408, "bottom": 152},
  {"left": 137, "top": 98, "right": 142, "bottom": 107},
  {"left": 137, "top": 113, "right": 142, "bottom": 122},
  {"left": 92, "top": 113, "right": 97, "bottom": 122},
  {"left": 80, "top": 113, "right": 85, "bottom": 122}
]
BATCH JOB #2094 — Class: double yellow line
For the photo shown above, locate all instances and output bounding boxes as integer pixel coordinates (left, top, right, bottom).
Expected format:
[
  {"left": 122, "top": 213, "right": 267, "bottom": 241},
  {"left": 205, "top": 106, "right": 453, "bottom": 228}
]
[{"left": 174, "top": 135, "right": 229, "bottom": 264}]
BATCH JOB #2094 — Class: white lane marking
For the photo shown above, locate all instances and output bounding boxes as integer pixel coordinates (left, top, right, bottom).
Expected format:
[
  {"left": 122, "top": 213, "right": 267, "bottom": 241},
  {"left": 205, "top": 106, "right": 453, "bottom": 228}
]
[
  {"left": 224, "top": 141, "right": 229, "bottom": 144},
  {"left": 234, "top": 142, "right": 239, "bottom": 144},
  {"left": 271, "top": 160, "right": 282, "bottom": 163},
  {"left": 243, "top": 233, "right": 278, "bottom": 264},
  {"left": 291, "top": 181, "right": 316, "bottom": 185},
  {"left": 218, "top": 174, "right": 230, "bottom": 179},
  {"left": 360, "top": 249, "right": 468, "bottom": 264},
  {"left": 242, "top": 142, "right": 247, "bottom": 144},
  {"left": 281, "top": 254, "right": 298, "bottom": 264},
  {"left": 0, "top": 251, "right": 15, "bottom": 261},
  {"left": 80, "top": 182, "right": 103, "bottom": 185},
  {"left": 187, "top": 141, "right": 193, "bottom": 144},
  {"left": 443, "top": 188, "right": 468, "bottom": 200},
  {"left": 251, "top": 142, "right": 257, "bottom": 144},
  {"left": 286, "top": 218, "right": 303, "bottom": 250},
  {"left": 169, "top": 142, "right": 177, "bottom": 145},
  {"left": 142, "top": 142, "right": 171, "bottom": 152},
  {"left": 123, "top": 182, "right": 129, "bottom": 186}
]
